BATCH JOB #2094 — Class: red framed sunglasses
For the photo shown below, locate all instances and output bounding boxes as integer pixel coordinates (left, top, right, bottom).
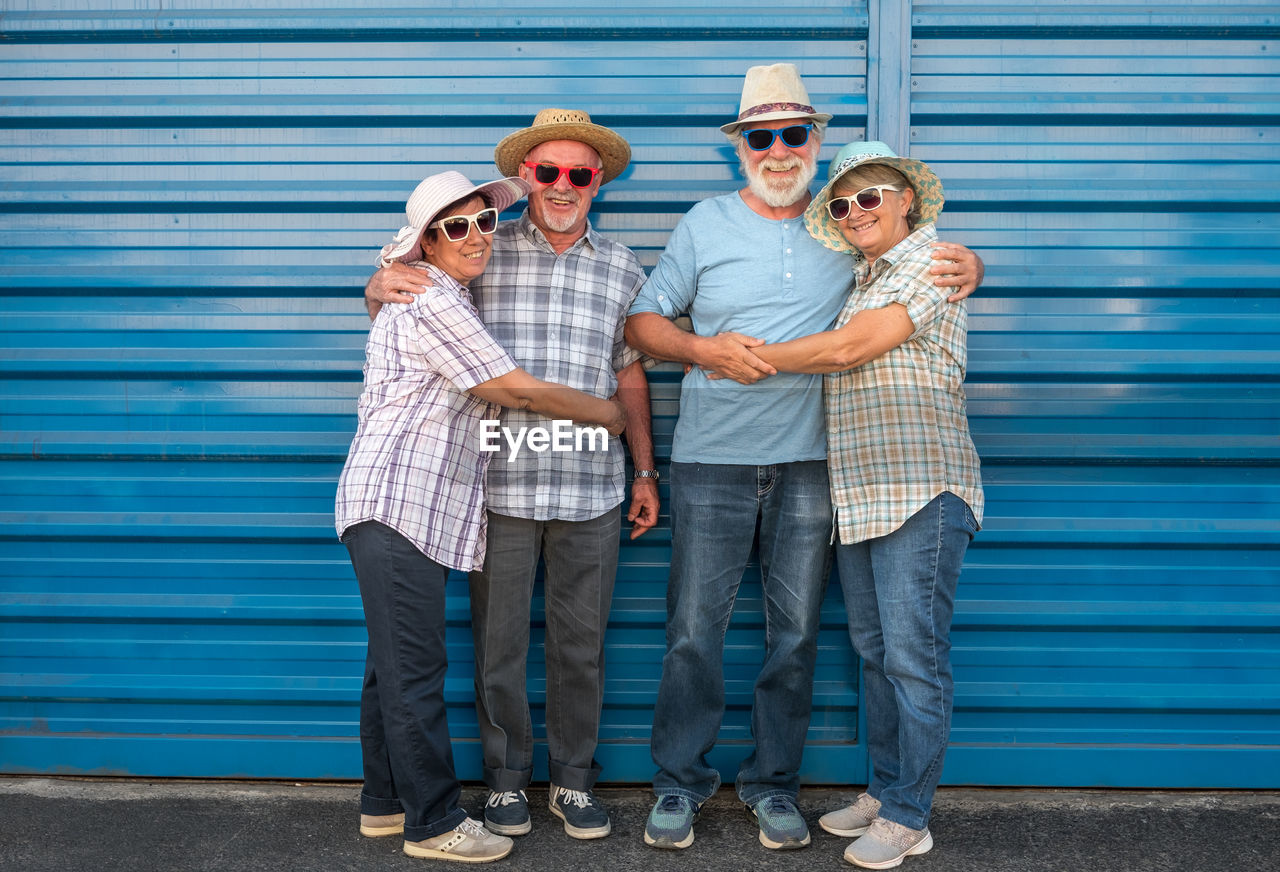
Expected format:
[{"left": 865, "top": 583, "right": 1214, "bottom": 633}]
[{"left": 523, "top": 161, "right": 603, "bottom": 188}]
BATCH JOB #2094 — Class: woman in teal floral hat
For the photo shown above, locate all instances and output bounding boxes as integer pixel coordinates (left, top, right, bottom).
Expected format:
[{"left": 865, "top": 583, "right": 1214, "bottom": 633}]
[{"left": 745, "top": 141, "right": 984, "bottom": 869}]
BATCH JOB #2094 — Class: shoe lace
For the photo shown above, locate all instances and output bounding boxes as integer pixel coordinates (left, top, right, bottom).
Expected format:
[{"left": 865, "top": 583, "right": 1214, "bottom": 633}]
[
  {"left": 762, "top": 795, "right": 797, "bottom": 817},
  {"left": 486, "top": 790, "right": 524, "bottom": 808},
  {"left": 456, "top": 817, "right": 487, "bottom": 838},
  {"left": 557, "top": 788, "right": 595, "bottom": 809},
  {"left": 658, "top": 794, "right": 689, "bottom": 813}
]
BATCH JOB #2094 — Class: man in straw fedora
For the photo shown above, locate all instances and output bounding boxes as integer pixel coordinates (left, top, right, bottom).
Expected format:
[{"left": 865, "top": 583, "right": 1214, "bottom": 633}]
[
  {"left": 365, "top": 109, "right": 659, "bottom": 842},
  {"left": 625, "top": 63, "right": 983, "bottom": 852}
]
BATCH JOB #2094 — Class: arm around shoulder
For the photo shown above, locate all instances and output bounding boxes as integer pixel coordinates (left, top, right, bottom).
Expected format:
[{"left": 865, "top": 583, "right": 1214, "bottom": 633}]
[
  {"left": 929, "top": 241, "right": 984, "bottom": 302},
  {"left": 364, "top": 261, "right": 434, "bottom": 320}
]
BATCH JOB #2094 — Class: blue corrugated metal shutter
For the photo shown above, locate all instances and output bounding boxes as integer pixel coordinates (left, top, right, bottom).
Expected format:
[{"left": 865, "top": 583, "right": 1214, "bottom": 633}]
[
  {"left": 905, "top": 0, "right": 1280, "bottom": 786},
  {"left": 0, "top": 1, "right": 871, "bottom": 781},
  {"left": 3, "top": 0, "right": 1277, "bottom": 788}
]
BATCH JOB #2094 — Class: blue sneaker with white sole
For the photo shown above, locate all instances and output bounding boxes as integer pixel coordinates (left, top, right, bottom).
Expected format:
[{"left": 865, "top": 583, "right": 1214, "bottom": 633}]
[{"left": 644, "top": 794, "right": 700, "bottom": 849}]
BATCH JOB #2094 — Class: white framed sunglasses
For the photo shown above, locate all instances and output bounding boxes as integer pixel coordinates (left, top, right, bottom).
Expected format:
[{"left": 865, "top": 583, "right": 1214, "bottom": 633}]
[
  {"left": 827, "top": 185, "right": 902, "bottom": 220},
  {"left": 427, "top": 207, "right": 499, "bottom": 241}
]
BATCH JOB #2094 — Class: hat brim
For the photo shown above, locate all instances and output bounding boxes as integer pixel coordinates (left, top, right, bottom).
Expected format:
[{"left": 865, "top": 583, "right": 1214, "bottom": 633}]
[
  {"left": 494, "top": 121, "right": 631, "bottom": 184},
  {"left": 380, "top": 176, "right": 530, "bottom": 265},
  {"left": 720, "top": 110, "right": 833, "bottom": 135},
  {"left": 803, "top": 155, "right": 945, "bottom": 256}
]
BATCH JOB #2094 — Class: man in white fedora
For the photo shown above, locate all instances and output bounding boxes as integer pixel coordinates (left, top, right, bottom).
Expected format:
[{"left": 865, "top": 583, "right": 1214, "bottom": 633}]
[
  {"left": 364, "top": 109, "right": 659, "bottom": 842},
  {"left": 625, "top": 63, "right": 983, "bottom": 851}
]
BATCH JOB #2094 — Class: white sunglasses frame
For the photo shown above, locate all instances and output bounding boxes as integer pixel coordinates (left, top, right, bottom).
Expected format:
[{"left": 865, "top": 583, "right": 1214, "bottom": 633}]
[
  {"left": 827, "top": 185, "right": 902, "bottom": 220},
  {"left": 427, "top": 207, "right": 499, "bottom": 241}
]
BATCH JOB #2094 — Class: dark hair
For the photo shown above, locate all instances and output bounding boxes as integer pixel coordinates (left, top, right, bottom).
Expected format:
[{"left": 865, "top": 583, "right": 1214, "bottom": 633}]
[{"left": 832, "top": 164, "right": 920, "bottom": 230}]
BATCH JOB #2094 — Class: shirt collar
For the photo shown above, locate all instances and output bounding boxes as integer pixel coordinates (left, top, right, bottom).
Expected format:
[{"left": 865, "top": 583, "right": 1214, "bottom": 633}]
[
  {"left": 410, "top": 260, "right": 470, "bottom": 299},
  {"left": 856, "top": 223, "right": 938, "bottom": 281}
]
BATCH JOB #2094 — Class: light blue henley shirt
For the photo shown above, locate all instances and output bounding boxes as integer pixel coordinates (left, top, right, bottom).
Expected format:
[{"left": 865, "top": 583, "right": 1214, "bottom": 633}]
[{"left": 629, "top": 191, "right": 854, "bottom": 464}]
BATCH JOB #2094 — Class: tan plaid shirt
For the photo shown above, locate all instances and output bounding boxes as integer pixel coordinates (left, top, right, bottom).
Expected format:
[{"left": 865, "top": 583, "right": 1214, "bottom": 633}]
[{"left": 824, "top": 223, "right": 984, "bottom": 544}]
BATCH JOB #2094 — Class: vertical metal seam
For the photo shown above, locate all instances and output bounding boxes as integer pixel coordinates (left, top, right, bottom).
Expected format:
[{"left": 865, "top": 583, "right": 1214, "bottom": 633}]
[{"left": 867, "top": 0, "right": 913, "bottom": 153}]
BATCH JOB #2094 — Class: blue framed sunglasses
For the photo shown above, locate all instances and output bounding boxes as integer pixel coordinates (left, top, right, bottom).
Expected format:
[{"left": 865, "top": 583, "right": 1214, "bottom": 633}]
[{"left": 742, "top": 124, "right": 813, "bottom": 151}]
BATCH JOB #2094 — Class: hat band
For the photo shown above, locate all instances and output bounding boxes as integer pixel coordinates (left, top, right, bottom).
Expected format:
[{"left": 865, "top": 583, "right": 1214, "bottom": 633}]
[
  {"left": 737, "top": 101, "right": 817, "bottom": 121},
  {"left": 832, "top": 153, "right": 886, "bottom": 176}
]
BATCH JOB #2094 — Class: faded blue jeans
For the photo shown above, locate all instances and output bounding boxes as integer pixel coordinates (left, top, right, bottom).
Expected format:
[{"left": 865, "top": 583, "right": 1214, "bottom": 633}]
[
  {"left": 651, "top": 461, "right": 833, "bottom": 805},
  {"left": 836, "top": 491, "right": 978, "bottom": 830}
]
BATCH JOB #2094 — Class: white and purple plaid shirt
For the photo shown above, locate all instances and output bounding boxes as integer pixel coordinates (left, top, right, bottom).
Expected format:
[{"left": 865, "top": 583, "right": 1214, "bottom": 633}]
[
  {"left": 335, "top": 264, "right": 517, "bottom": 571},
  {"left": 470, "top": 211, "right": 646, "bottom": 521}
]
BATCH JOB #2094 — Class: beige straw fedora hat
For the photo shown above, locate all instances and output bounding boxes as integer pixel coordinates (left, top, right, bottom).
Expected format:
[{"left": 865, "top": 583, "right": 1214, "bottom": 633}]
[
  {"left": 494, "top": 108, "right": 631, "bottom": 184},
  {"left": 720, "top": 63, "right": 833, "bottom": 136}
]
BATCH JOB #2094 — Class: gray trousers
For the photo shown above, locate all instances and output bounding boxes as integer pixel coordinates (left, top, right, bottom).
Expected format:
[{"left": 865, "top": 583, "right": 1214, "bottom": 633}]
[{"left": 468, "top": 509, "right": 620, "bottom": 792}]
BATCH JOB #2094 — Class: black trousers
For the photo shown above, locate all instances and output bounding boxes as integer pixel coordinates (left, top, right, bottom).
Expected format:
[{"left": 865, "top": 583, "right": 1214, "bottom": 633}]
[{"left": 342, "top": 520, "right": 468, "bottom": 841}]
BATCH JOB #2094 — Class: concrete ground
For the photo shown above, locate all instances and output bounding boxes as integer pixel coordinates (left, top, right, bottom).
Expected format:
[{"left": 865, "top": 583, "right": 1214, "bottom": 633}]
[{"left": 1, "top": 777, "right": 1277, "bottom": 872}]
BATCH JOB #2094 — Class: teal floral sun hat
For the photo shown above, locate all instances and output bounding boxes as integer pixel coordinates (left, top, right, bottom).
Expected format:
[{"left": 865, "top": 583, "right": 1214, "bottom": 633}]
[{"left": 804, "top": 140, "right": 945, "bottom": 256}]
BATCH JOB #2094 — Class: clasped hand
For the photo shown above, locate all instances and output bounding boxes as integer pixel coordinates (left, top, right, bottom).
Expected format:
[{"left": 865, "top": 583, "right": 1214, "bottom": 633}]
[{"left": 695, "top": 332, "right": 777, "bottom": 384}]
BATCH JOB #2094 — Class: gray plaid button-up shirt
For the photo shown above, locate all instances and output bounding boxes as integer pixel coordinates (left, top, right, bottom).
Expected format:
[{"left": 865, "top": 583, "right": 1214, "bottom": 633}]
[
  {"left": 335, "top": 265, "right": 517, "bottom": 571},
  {"left": 471, "top": 211, "right": 646, "bottom": 521}
]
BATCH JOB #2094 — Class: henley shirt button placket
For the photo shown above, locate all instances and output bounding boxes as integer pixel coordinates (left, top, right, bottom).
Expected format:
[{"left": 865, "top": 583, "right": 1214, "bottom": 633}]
[{"left": 782, "top": 223, "right": 795, "bottom": 287}]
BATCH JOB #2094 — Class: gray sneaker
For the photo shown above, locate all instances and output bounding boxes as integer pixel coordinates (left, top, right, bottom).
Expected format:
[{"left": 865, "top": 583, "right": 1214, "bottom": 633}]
[
  {"left": 483, "top": 789, "right": 531, "bottom": 836},
  {"left": 819, "top": 792, "right": 880, "bottom": 837},
  {"left": 749, "top": 794, "right": 811, "bottom": 850},
  {"left": 548, "top": 784, "right": 611, "bottom": 839},
  {"left": 644, "top": 794, "right": 699, "bottom": 849},
  {"left": 844, "top": 817, "right": 933, "bottom": 869},
  {"left": 402, "top": 816, "right": 514, "bottom": 863}
]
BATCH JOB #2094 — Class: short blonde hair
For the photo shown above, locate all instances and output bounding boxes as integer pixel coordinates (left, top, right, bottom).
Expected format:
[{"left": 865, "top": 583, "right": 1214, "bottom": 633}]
[{"left": 832, "top": 164, "right": 920, "bottom": 230}]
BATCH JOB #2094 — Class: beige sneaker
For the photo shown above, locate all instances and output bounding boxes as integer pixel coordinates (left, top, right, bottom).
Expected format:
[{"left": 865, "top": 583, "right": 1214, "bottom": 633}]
[
  {"left": 844, "top": 817, "right": 933, "bottom": 869},
  {"left": 403, "top": 817, "right": 514, "bottom": 863},
  {"left": 359, "top": 811, "right": 405, "bottom": 837},
  {"left": 819, "top": 792, "right": 880, "bottom": 837}
]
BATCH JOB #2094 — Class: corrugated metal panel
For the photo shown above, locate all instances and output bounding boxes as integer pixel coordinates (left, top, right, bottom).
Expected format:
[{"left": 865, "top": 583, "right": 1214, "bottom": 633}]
[
  {"left": 0, "top": 1, "right": 872, "bottom": 781},
  {"left": 3, "top": 0, "right": 1277, "bottom": 789},
  {"left": 907, "top": 0, "right": 1280, "bottom": 786}
]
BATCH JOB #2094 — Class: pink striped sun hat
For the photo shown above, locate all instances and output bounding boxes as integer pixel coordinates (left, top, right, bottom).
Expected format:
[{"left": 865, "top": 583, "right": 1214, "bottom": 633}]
[{"left": 378, "top": 171, "right": 530, "bottom": 266}]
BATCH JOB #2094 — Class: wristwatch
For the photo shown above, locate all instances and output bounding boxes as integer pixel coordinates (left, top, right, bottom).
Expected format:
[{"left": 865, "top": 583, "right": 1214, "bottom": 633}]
[{"left": 634, "top": 469, "right": 660, "bottom": 483}]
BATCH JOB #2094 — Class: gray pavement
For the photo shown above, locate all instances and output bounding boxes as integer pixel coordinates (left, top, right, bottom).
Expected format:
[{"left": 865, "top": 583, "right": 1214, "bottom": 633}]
[{"left": 1, "top": 777, "right": 1277, "bottom": 872}]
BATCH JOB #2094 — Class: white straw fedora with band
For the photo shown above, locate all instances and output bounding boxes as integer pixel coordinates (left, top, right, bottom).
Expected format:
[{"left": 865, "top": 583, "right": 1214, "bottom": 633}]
[
  {"left": 494, "top": 108, "right": 631, "bottom": 184},
  {"left": 720, "top": 63, "right": 833, "bottom": 137},
  {"left": 377, "top": 171, "right": 530, "bottom": 267},
  {"left": 804, "top": 140, "right": 945, "bottom": 256}
]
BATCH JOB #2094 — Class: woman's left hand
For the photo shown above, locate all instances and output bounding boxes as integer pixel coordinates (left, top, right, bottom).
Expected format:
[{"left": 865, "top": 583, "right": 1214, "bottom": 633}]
[{"left": 929, "top": 242, "right": 985, "bottom": 302}]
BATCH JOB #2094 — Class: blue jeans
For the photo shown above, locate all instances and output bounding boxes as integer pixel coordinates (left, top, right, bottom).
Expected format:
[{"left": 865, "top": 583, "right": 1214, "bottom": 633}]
[
  {"left": 836, "top": 492, "right": 977, "bottom": 830},
  {"left": 342, "top": 521, "right": 468, "bottom": 842},
  {"left": 651, "top": 461, "right": 833, "bottom": 805}
]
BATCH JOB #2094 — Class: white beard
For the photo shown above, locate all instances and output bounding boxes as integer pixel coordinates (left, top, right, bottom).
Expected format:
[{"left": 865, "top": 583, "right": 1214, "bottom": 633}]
[
  {"left": 742, "top": 154, "right": 818, "bottom": 208},
  {"left": 536, "top": 189, "right": 583, "bottom": 233}
]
